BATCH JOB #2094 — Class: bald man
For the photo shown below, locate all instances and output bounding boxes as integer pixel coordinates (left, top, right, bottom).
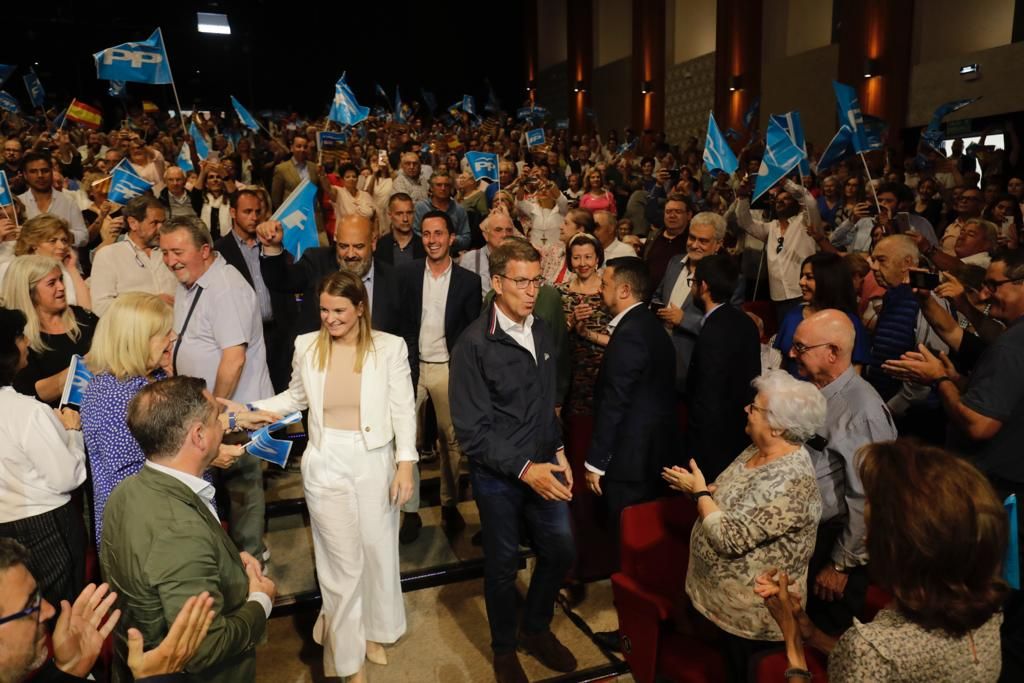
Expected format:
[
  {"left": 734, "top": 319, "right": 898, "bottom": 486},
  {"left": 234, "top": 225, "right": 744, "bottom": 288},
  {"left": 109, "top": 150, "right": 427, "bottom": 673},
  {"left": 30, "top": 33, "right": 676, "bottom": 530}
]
[
  {"left": 159, "top": 165, "right": 204, "bottom": 219},
  {"left": 790, "top": 309, "right": 897, "bottom": 635}
]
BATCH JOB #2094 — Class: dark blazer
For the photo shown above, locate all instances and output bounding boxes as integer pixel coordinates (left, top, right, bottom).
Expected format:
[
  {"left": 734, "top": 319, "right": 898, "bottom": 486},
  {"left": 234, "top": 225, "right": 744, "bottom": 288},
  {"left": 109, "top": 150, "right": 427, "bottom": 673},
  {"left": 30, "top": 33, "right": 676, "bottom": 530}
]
[
  {"left": 260, "top": 249, "right": 402, "bottom": 335},
  {"left": 685, "top": 303, "right": 762, "bottom": 482},
  {"left": 398, "top": 259, "right": 482, "bottom": 385},
  {"left": 215, "top": 231, "right": 295, "bottom": 323},
  {"left": 157, "top": 186, "right": 204, "bottom": 215},
  {"left": 374, "top": 233, "right": 426, "bottom": 265},
  {"left": 586, "top": 304, "right": 678, "bottom": 482}
]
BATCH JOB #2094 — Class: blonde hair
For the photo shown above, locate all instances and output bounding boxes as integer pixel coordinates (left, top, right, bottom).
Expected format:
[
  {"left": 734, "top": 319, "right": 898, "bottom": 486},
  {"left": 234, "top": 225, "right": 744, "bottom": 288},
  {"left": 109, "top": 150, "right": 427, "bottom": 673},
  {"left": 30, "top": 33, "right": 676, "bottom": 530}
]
[
  {"left": 312, "top": 271, "right": 374, "bottom": 373},
  {"left": 1, "top": 255, "right": 80, "bottom": 353},
  {"left": 87, "top": 293, "right": 174, "bottom": 379},
  {"left": 14, "top": 214, "right": 73, "bottom": 257}
]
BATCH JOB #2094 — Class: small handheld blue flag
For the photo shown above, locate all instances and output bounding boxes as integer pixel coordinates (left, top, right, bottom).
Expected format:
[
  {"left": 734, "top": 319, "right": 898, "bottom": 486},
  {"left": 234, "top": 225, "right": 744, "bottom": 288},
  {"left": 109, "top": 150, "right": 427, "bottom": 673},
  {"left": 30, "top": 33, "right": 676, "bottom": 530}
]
[
  {"left": 317, "top": 131, "right": 348, "bottom": 149},
  {"left": 328, "top": 73, "right": 369, "bottom": 127},
  {"left": 703, "top": 112, "right": 739, "bottom": 175},
  {"left": 189, "top": 121, "right": 210, "bottom": 161},
  {"left": 816, "top": 125, "right": 854, "bottom": 172},
  {"left": 230, "top": 96, "right": 260, "bottom": 132},
  {"left": 462, "top": 95, "right": 477, "bottom": 117},
  {"left": 0, "top": 65, "right": 14, "bottom": 88},
  {"left": 921, "top": 98, "right": 978, "bottom": 152},
  {"left": 245, "top": 412, "right": 302, "bottom": 468},
  {"left": 1005, "top": 494, "right": 1020, "bottom": 589},
  {"left": 753, "top": 119, "right": 807, "bottom": 203},
  {"left": 0, "top": 171, "right": 12, "bottom": 208},
  {"left": 617, "top": 139, "right": 638, "bottom": 155},
  {"left": 108, "top": 165, "right": 154, "bottom": 205},
  {"left": 272, "top": 178, "right": 319, "bottom": 260},
  {"left": 525, "top": 128, "right": 546, "bottom": 147},
  {"left": 94, "top": 29, "right": 173, "bottom": 85},
  {"left": 108, "top": 80, "right": 126, "bottom": 97},
  {"left": 394, "top": 86, "right": 406, "bottom": 124},
  {"left": 59, "top": 355, "right": 94, "bottom": 409},
  {"left": 770, "top": 111, "right": 810, "bottom": 175},
  {"left": 176, "top": 142, "right": 194, "bottom": 173},
  {"left": 466, "top": 151, "right": 499, "bottom": 182},
  {"left": 0, "top": 92, "right": 19, "bottom": 114},
  {"left": 23, "top": 69, "right": 44, "bottom": 108}
]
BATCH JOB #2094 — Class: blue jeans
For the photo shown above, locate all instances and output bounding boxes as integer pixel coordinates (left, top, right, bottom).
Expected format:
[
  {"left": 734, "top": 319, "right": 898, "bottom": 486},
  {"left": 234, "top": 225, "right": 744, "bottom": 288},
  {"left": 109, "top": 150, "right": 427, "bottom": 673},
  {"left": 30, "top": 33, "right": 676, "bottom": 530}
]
[{"left": 471, "top": 463, "right": 576, "bottom": 654}]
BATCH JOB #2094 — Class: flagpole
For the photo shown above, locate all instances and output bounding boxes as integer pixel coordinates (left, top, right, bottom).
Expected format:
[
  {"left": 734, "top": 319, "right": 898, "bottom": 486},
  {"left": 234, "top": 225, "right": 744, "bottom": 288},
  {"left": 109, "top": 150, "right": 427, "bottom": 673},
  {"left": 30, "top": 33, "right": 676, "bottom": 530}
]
[
  {"left": 858, "top": 151, "right": 881, "bottom": 212},
  {"left": 157, "top": 28, "right": 186, "bottom": 127}
]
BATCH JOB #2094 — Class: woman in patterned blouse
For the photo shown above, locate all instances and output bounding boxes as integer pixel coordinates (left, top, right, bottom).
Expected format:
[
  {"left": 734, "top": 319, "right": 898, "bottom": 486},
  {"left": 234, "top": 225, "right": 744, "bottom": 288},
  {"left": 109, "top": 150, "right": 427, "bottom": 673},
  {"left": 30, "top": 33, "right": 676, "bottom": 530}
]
[
  {"left": 662, "top": 370, "right": 826, "bottom": 683},
  {"left": 757, "top": 440, "right": 1007, "bottom": 682}
]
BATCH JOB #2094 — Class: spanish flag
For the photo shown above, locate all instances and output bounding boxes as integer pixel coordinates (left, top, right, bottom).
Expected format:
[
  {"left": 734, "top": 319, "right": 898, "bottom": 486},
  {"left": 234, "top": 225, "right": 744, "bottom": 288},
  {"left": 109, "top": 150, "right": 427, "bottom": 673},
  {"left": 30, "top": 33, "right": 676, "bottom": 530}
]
[
  {"left": 142, "top": 100, "right": 159, "bottom": 115},
  {"left": 66, "top": 99, "right": 102, "bottom": 129}
]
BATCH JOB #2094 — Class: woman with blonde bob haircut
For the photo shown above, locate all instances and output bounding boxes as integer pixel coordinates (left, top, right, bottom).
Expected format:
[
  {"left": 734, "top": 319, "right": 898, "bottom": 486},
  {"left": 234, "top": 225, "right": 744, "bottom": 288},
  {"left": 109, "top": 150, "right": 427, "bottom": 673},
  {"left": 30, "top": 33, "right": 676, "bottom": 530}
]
[
  {"left": 1, "top": 214, "right": 91, "bottom": 309},
  {"left": 243, "top": 270, "right": 417, "bottom": 682}
]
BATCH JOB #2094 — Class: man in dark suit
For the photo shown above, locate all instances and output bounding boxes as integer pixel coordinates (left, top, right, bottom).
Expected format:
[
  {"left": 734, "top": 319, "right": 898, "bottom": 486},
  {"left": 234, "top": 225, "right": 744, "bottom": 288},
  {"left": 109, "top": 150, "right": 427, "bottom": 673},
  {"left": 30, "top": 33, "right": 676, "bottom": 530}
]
[
  {"left": 398, "top": 210, "right": 482, "bottom": 537},
  {"left": 373, "top": 193, "right": 425, "bottom": 266},
  {"left": 256, "top": 214, "right": 402, "bottom": 335},
  {"left": 215, "top": 189, "right": 295, "bottom": 391},
  {"left": 686, "top": 253, "right": 762, "bottom": 481}
]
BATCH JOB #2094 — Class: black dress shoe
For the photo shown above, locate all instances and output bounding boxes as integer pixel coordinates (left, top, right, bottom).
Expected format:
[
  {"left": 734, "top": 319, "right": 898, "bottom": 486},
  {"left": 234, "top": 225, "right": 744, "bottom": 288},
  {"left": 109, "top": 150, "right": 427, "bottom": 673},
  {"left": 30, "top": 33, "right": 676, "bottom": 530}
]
[
  {"left": 518, "top": 630, "right": 578, "bottom": 673},
  {"left": 493, "top": 651, "right": 528, "bottom": 683},
  {"left": 441, "top": 505, "right": 466, "bottom": 533},
  {"left": 399, "top": 512, "right": 422, "bottom": 544},
  {"left": 593, "top": 629, "right": 622, "bottom": 652}
]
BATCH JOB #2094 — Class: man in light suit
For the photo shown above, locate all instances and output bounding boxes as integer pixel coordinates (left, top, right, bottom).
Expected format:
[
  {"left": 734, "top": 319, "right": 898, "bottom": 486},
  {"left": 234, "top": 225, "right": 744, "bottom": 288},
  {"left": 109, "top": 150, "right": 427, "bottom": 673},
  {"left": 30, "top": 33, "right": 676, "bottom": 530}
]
[{"left": 101, "top": 376, "right": 276, "bottom": 683}]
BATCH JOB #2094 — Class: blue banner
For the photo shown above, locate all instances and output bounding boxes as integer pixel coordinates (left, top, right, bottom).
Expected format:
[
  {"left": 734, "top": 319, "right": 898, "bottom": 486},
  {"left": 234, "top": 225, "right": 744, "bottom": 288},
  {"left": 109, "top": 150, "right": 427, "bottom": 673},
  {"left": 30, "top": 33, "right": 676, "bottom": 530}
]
[
  {"left": 703, "top": 112, "right": 739, "bottom": 176},
  {"left": 0, "top": 64, "right": 14, "bottom": 88},
  {"left": 328, "top": 73, "right": 369, "bottom": 127},
  {"left": 59, "top": 354, "right": 94, "bottom": 409},
  {"left": 394, "top": 86, "right": 406, "bottom": 124},
  {"left": 271, "top": 178, "right": 319, "bottom": 260},
  {"left": 245, "top": 411, "right": 302, "bottom": 468},
  {"left": 189, "top": 121, "right": 210, "bottom": 161},
  {"left": 743, "top": 96, "right": 760, "bottom": 130},
  {"left": 230, "top": 95, "right": 260, "bottom": 132},
  {"left": 23, "top": 69, "right": 44, "bottom": 108},
  {"left": 0, "top": 171, "right": 12, "bottom": 208},
  {"left": 462, "top": 94, "right": 477, "bottom": 117},
  {"left": 816, "top": 125, "right": 854, "bottom": 172},
  {"left": 832, "top": 81, "right": 874, "bottom": 154},
  {"left": 466, "top": 151, "right": 499, "bottom": 182},
  {"left": 0, "top": 91, "right": 18, "bottom": 113},
  {"left": 176, "top": 142, "right": 194, "bottom": 173},
  {"left": 753, "top": 118, "right": 806, "bottom": 203},
  {"left": 108, "top": 165, "right": 154, "bottom": 205},
  {"left": 861, "top": 114, "right": 887, "bottom": 151},
  {"left": 316, "top": 131, "right": 348, "bottom": 148},
  {"left": 108, "top": 80, "right": 126, "bottom": 97},
  {"left": 770, "top": 111, "right": 810, "bottom": 175},
  {"left": 94, "top": 28, "right": 173, "bottom": 85},
  {"left": 525, "top": 128, "right": 546, "bottom": 147}
]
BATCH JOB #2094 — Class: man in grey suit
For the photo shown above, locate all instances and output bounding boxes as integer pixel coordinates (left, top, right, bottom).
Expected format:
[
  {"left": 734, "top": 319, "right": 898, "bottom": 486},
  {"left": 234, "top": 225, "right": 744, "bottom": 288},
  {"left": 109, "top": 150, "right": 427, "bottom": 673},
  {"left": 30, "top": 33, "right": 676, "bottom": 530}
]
[{"left": 651, "top": 211, "right": 741, "bottom": 395}]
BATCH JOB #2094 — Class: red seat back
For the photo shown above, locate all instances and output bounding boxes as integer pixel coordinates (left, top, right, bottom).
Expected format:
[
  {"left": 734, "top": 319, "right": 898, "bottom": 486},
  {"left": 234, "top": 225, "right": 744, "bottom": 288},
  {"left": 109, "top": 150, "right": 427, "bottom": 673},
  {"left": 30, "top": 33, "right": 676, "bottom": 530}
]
[
  {"left": 619, "top": 496, "right": 698, "bottom": 600},
  {"left": 742, "top": 300, "right": 779, "bottom": 342}
]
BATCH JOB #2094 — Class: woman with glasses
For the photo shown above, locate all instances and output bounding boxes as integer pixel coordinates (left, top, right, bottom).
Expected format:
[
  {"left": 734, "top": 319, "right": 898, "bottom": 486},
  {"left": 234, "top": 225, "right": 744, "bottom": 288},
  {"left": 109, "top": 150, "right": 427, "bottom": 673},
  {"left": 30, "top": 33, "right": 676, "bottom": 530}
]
[{"left": 662, "top": 370, "right": 826, "bottom": 683}]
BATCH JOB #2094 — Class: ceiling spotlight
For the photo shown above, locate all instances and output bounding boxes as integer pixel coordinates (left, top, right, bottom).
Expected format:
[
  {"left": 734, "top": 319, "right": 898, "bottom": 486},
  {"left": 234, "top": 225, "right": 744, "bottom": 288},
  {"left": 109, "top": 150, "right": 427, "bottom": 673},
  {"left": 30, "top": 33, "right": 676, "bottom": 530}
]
[{"left": 197, "top": 12, "right": 231, "bottom": 35}]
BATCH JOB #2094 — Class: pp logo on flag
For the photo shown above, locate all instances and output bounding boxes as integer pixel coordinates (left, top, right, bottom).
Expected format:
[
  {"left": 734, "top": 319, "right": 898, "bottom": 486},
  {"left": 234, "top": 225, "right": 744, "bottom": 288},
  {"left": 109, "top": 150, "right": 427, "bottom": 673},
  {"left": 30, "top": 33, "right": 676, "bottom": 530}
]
[
  {"left": 473, "top": 158, "right": 495, "bottom": 174},
  {"left": 112, "top": 180, "right": 143, "bottom": 200},
  {"left": 101, "top": 48, "right": 164, "bottom": 69},
  {"left": 281, "top": 210, "right": 309, "bottom": 230}
]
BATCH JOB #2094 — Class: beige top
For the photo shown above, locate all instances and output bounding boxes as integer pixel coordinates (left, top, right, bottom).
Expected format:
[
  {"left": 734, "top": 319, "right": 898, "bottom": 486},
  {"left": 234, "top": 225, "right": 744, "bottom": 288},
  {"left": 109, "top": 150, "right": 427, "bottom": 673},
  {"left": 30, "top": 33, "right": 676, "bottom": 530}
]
[{"left": 323, "top": 343, "right": 361, "bottom": 430}]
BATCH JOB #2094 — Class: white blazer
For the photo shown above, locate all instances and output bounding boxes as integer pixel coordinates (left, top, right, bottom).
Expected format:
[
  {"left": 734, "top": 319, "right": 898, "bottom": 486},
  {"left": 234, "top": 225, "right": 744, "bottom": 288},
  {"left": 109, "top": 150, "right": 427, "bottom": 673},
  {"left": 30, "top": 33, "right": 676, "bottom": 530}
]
[{"left": 253, "top": 330, "right": 418, "bottom": 462}]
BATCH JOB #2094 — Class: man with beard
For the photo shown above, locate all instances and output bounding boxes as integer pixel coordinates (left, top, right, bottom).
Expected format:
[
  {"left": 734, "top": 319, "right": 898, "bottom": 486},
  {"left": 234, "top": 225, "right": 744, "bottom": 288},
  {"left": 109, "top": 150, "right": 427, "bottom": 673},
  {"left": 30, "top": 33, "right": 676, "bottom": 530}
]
[
  {"left": 17, "top": 152, "right": 88, "bottom": 247},
  {"left": 257, "top": 214, "right": 402, "bottom": 335}
]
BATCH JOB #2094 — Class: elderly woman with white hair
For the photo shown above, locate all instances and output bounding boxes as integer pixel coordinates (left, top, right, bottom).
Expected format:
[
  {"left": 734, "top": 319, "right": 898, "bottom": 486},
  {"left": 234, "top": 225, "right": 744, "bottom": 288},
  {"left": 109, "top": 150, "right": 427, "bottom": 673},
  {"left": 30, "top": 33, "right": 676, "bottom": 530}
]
[{"left": 662, "top": 369, "right": 827, "bottom": 682}]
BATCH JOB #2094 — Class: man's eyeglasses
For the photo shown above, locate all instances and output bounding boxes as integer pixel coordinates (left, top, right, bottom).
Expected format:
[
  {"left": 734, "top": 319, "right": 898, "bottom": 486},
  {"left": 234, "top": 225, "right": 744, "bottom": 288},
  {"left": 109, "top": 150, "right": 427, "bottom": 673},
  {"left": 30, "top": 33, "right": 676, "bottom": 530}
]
[
  {"left": 498, "top": 275, "right": 545, "bottom": 290},
  {"left": 981, "top": 277, "right": 1024, "bottom": 293},
  {"left": 792, "top": 341, "right": 832, "bottom": 355},
  {"left": 0, "top": 588, "right": 41, "bottom": 626}
]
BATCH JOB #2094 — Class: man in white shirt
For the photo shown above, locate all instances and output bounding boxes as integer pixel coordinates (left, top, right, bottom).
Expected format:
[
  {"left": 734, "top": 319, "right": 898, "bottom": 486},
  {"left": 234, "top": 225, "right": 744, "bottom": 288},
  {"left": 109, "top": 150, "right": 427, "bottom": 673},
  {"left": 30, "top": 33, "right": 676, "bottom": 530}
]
[
  {"left": 90, "top": 195, "right": 177, "bottom": 316},
  {"left": 392, "top": 151, "right": 432, "bottom": 204},
  {"left": 461, "top": 211, "right": 517, "bottom": 295},
  {"left": 592, "top": 210, "right": 637, "bottom": 261},
  {"left": 17, "top": 152, "right": 88, "bottom": 247}
]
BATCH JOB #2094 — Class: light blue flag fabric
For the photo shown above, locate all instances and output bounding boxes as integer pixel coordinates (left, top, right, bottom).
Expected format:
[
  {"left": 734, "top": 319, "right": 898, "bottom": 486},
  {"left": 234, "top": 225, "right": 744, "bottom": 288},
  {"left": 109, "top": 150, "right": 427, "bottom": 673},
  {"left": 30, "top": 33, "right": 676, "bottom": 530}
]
[
  {"left": 466, "top": 151, "right": 499, "bottom": 182},
  {"left": 230, "top": 95, "right": 260, "bottom": 132},
  {"left": 816, "top": 125, "right": 854, "bottom": 172},
  {"left": 861, "top": 114, "right": 887, "bottom": 151},
  {"left": 921, "top": 98, "right": 979, "bottom": 152},
  {"left": 176, "top": 142, "right": 194, "bottom": 173},
  {"left": 328, "top": 73, "right": 369, "bottom": 127},
  {"left": 0, "top": 65, "right": 14, "bottom": 88},
  {"left": 108, "top": 80, "right": 126, "bottom": 97},
  {"left": 753, "top": 119, "right": 807, "bottom": 203},
  {"left": 108, "top": 165, "right": 154, "bottom": 205},
  {"left": 245, "top": 411, "right": 302, "bottom": 468},
  {"left": 832, "top": 81, "right": 875, "bottom": 153},
  {"left": 770, "top": 111, "right": 810, "bottom": 175},
  {"left": 23, "top": 69, "right": 44, "bottom": 108},
  {"left": 189, "top": 121, "right": 210, "bottom": 160},
  {"left": 743, "top": 96, "right": 760, "bottom": 129},
  {"left": 462, "top": 95, "right": 477, "bottom": 117},
  {"left": 0, "top": 170, "right": 12, "bottom": 207},
  {"left": 703, "top": 112, "right": 739, "bottom": 175},
  {"left": 59, "top": 355, "right": 94, "bottom": 409},
  {"left": 394, "top": 87, "right": 406, "bottom": 124},
  {"left": 271, "top": 178, "right": 319, "bottom": 260},
  {"left": 0, "top": 92, "right": 18, "bottom": 113},
  {"left": 1005, "top": 494, "right": 1020, "bottom": 589},
  {"left": 617, "top": 139, "right": 638, "bottom": 155},
  {"left": 317, "top": 131, "right": 348, "bottom": 149},
  {"left": 525, "top": 128, "right": 546, "bottom": 147},
  {"left": 94, "top": 29, "right": 173, "bottom": 85}
]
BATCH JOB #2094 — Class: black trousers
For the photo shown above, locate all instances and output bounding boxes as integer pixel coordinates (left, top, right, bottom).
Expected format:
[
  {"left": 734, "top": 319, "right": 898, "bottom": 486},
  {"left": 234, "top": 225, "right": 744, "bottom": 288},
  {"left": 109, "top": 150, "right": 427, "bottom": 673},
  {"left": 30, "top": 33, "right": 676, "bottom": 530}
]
[
  {"left": 0, "top": 500, "right": 86, "bottom": 607},
  {"left": 805, "top": 519, "right": 869, "bottom": 635}
]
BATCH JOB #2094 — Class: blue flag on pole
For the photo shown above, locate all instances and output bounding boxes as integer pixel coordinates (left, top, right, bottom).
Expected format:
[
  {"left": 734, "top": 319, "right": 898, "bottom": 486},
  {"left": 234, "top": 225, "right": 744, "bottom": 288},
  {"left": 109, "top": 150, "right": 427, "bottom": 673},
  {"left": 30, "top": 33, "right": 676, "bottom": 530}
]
[
  {"left": 832, "top": 81, "right": 875, "bottom": 153},
  {"left": 189, "top": 121, "right": 210, "bottom": 160},
  {"left": 317, "top": 131, "right": 348, "bottom": 149},
  {"left": 94, "top": 29, "right": 173, "bottom": 85},
  {"left": 753, "top": 119, "right": 807, "bottom": 203},
  {"left": 0, "top": 171, "right": 12, "bottom": 208},
  {"left": 23, "top": 69, "right": 44, "bottom": 108},
  {"left": 770, "top": 111, "right": 810, "bottom": 176},
  {"left": 108, "top": 80, "right": 126, "bottom": 97},
  {"left": 245, "top": 411, "right": 302, "bottom": 468},
  {"left": 0, "top": 65, "right": 14, "bottom": 88},
  {"left": 0, "top": 92, "right": 18, "bottom": 113},
  {"left": 50, "top": 107, "right": 67, "bottom": 133},
  {"left": 59, "top": 355, "right": 94, "bottom": 409},
  {"left": 230, "top": 96, "right": 260, "bottom": 132},
  {"left": 328, "top": 73, "right": 369, "bottom": 126},
  {"left": 743, "top": 96, "right": 760, "bottom": 130},
  {"left": 176, "top": 142, "right": 194, "bottom": 173},
  {"left": 108, "top": 165, "right": 154, "bottom": 205},
  {"left": 420, "top": 89, "right": 437, "bottom": 113},
  {"left": 525, "top": 128, "right": 546, "bottom": 147},
  {"left": 921, "top": 98, "right": 979, "bottom": 152},
  {"left": 394, "top": 87, "right": 406, "bottom": 124},
  {"left": 816, "top": 125, "right": 854, "bottom": 172},
  {"left": 466, "top": 151, "right": 500, "bottom": 182},
  {"left": 517, "top": 107, "right": 533, "bottom": 121},
  {"left": 272, "top": 178, "right": 319, "bottom": 260},
  {"left": 861, "top": 114, "right": 887, "bottom": 151},
  {"left": 462, "top": 95, "right": 477, "bottom": 117},
  {"left": 703, "top": 112, "right": 739, "bottom": 175},
  {"left": 1005, "top": 494, "right": 1020, "bottom": 589}
]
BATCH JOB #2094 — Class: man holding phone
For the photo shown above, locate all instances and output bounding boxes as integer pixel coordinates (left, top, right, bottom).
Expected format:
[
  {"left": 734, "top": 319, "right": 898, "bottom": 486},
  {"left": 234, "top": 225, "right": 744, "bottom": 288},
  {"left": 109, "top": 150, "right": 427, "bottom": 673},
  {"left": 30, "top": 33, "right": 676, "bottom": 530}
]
[{"left": 821, "top": 183, "right": 939, "bottom": 255}]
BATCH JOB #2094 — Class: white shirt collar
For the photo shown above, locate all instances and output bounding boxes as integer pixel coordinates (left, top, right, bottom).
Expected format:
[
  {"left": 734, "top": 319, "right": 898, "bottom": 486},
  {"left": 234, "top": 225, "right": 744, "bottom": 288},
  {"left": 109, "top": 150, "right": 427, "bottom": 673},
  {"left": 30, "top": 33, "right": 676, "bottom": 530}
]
[
  {"left": 607, "top": 301, "right": 643, "bottom": 334},
  {"left": 494, "top": 302, "right": 534, "bottom": 335},
  {"left": 145, "top": 459, "right": 217, "bottom": 519}
]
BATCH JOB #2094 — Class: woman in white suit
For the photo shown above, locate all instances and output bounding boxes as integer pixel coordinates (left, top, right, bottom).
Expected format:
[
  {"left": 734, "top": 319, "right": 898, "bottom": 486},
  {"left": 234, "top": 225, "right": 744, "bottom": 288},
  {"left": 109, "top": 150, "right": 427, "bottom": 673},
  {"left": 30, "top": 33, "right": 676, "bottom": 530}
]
[{"left": 242, "top": 269, "right": 416, "bottom": 682}]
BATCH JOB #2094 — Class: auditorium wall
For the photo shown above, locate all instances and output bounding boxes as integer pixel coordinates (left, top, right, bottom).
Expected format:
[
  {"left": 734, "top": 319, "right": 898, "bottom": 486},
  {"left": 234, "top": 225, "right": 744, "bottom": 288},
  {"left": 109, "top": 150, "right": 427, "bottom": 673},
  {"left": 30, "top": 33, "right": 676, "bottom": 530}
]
[
  {"left": 664, "top": 52, "right": 716, "bottom": 146},
  {"left": 594, "top": 0, "right": 632, "bottom": 67},
  {"left": 537, "top": 64, "right": 571, "bottom": 122},
  {"left": 591, "top": 57, "right": 634, "bottom": 137},
  {"left": 538, "top": 0, "right": 568, "bottom": 71}
]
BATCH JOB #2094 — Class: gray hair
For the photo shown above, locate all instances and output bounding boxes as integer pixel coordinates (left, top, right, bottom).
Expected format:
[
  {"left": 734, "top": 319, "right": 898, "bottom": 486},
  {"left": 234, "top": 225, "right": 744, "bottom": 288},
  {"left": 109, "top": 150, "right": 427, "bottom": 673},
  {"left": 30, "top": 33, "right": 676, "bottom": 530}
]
[
  {"left": 752, "top": 370, "right": 826, "bottom": 444},
  {"left": 158, "top": 215, "right": 213, "bottom": 249},
  {"left": 690, "top": 211, "right": 727, "bottom": 241}
]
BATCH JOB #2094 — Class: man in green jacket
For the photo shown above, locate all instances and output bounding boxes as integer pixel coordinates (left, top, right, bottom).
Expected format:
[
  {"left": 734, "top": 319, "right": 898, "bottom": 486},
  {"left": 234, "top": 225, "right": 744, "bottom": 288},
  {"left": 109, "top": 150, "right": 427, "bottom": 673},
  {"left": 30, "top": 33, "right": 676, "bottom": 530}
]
[{"left": 101, "top": 376, "right": 276, "bottom": 682}]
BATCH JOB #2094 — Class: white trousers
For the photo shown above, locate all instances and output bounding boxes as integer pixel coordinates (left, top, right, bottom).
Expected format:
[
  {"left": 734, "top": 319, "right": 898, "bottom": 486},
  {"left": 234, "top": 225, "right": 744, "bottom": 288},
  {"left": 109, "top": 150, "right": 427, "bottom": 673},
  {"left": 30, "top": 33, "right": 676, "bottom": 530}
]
[{"left": 304, "top": 428, "right": 406, "bottom": 677}]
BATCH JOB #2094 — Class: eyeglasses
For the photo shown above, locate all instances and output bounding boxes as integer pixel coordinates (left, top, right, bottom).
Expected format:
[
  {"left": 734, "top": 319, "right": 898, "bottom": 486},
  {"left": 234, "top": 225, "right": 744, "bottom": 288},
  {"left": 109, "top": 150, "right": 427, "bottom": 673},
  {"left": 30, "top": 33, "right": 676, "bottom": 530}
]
[
  {"left": 791, "top": 341, "right": 832, "bottom": 355},
  {"left": 746, "top": 402, "right": 768, "bottom": 414},
  {"left": 776, "top": 236, "right": 785, "bottom": 254},
  {"left": 981, "top": 277, "right": 1024, "bottom": 293},
  {"left": 0, "top": 588, "right": 41, "bottom": 626},
  {"left": 498, "top": 275, "right": 545, "bottom": 290}
]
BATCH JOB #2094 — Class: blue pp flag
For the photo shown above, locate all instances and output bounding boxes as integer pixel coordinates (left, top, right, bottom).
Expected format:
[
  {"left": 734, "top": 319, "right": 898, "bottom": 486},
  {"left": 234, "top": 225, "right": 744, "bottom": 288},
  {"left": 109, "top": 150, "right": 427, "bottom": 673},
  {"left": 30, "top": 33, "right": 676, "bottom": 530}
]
[
  {"left": 770, "top": 111, "right": 810, "bottom": 175},
  {"left": 921, "top": 98, "right": 978, "bottom": 152},
  {"left": 272, "top": 178, "right": 319, "bottom": 260},
  {"left": 108, "top": 80, "right": 126, "bottom": 97},
  {"left": 752, "top": 118, "right": 806, "bottom": 203},
  {"left": 861, "top": 114, "right": 887, "bottom": 151},
  {"left": 0, "top": 65, "right": 14, "bottom": 88},
  {"left": 703, "top": 112, "right": 738, "bottom": 175},
  {"left": 817, "top": 125, "right": 854, "bottom": 172},
  {"left": 462, "top": 95, "right": 477, "bottom": 117},
  {"left": 245, "top": 411, "right": 302, "bottom": 468},
  {"left": 555, "top": 119, "right": 569, "bottom": 130},
  {"left": 176, "top": 142, "right": 194, "bottom": 173},
  {"left": 189, "top": 121, "right": 210, "bottom": 161},
  {"left": 0, "top": 171, "right": 12, "bottom": 208},
  {"left": 466, "top": 151, "right": 499, "bottom": 182},
  {"left": 517, "top": 107, "right": 533, "bottom": 121},
  {"left": 1005, "top": 494, "right": 1020, "bottom": 589},
  {"left": 108, "top": 164, "right": 154, "bottom": 205},
  {"left": 231, "top": 96, "right": 260, "bottom": 132},
  {"left": 0, "top": 92, "right": 18, "bottom": 113},
  {"left": 328, "top": 73, "right": 369, "bottom": 127},
  {"left": 23, "top": 69, "right": 44, "bottom": 108},
  {"left": 94, "top": 28, "right": 173, "bottom": 85},
  {"left": 59, "top": 355, "right": 94, "bottom": 409},
  {"left": 316, "top": 131, "right": 348, "bottom": 149},
  {"left": 525, "top": 128, "right": 546, "bottom": 147},
  {"left": 420, "top": 88, "right": 437, "bottom": 113},
  {"left": 394, "top": 86, "right": 406, "bottom": 124},
  {"left": 743, "top": 96, "right": 760, "bottom": 130},
  {"left": 832, "top": 81, "right": 876, "bottom": 153}
]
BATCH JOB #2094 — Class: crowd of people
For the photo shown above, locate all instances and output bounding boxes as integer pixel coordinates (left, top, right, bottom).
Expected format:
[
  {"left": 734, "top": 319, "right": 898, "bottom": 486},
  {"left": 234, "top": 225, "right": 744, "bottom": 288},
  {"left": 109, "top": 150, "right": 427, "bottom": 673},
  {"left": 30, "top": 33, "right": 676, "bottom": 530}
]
[{"left": 0, "top": 96, "right": 1021, "bottom": 683}]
